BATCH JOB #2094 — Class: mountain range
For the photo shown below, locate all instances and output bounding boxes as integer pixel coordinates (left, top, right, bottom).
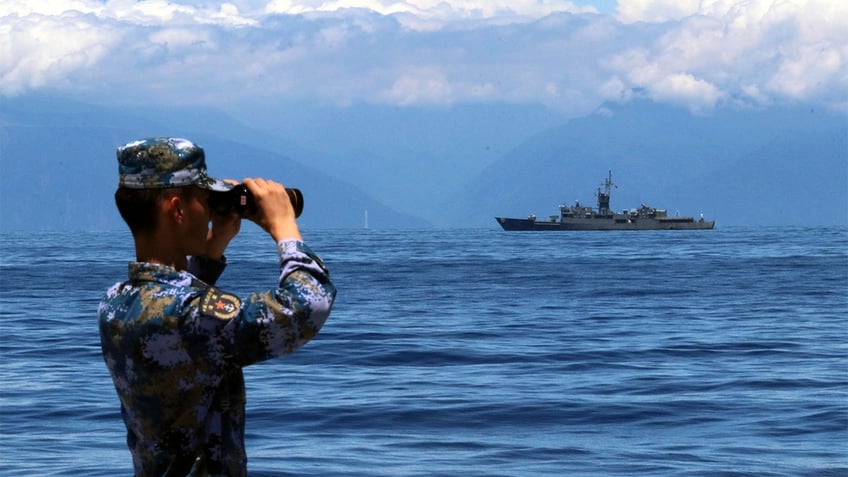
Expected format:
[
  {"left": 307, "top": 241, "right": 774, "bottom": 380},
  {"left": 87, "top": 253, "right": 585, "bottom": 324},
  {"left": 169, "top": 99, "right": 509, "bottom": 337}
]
[{"left": 1, "top": 94, "right": 845, "bottom": 231}]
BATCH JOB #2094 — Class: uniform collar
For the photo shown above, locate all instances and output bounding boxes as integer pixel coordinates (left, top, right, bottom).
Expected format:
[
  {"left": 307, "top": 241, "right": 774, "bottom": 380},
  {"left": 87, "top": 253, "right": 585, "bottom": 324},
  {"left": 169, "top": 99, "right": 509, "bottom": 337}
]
[{"left": 128, "top": 262, "right": 196, "bottom": 288}]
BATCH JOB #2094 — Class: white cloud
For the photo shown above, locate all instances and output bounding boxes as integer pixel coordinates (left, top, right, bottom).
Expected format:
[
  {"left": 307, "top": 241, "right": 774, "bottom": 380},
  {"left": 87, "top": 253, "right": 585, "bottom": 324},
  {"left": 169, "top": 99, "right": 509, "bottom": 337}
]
[
  {"left": 606, "top": 0, "right": 848, "bottom": 112},
  {"left": 0, "top": 0, "right": 256, "bottom": 25},
  {"left": 382, "top": 67, "right": 453, "bottom": 105},
  {"left": 1, "top": 0, "right": 846, "bottom": 114},
  {"left": 652, "top": 73, "right": 724, "bottom": 113},
  {"left": 598, "top": 75, "right": 633, "bottom": 102},
  {"left": 0, "top": 11, "right": 120, "bottom": 95},
  {"left": 149, "top": 28, "right": 217, "bottom": 49},
  {"left": 767, "top": 45, "right": 843, "bottom": 100},
  {"left": 264, "top": 0, "right": 597, "bottom": 23}
]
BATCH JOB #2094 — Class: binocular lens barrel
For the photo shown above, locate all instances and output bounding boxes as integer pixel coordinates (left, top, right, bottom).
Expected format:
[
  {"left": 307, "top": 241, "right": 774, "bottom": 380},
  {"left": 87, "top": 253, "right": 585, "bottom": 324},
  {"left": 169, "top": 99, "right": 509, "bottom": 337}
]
[
  {"left": 286, "top": 188, "right": 303, "bottom": 218},
  {"left": 209, "top": 185, "right": 303, "bottom": 218}
]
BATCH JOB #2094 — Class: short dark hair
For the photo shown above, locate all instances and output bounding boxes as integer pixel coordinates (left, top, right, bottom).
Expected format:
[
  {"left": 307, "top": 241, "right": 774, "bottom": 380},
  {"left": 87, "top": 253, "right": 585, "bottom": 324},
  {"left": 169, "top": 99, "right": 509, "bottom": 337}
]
[{"left": 114, "top": 187, "right": 194, "bottom": 236}]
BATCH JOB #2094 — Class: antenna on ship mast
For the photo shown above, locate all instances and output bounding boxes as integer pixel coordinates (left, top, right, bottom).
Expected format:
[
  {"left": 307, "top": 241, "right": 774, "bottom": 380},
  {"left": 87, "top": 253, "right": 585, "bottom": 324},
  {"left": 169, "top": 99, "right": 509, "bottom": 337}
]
[
  {"left": 604, "top": 170, "right": 615, "bottom": 195},
  {"left": 597, "top": 170, "right": 615, "bottom": 215}
]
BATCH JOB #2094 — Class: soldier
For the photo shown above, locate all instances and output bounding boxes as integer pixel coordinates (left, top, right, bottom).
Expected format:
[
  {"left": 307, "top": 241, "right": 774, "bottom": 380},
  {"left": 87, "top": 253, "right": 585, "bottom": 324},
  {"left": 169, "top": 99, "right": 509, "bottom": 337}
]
[{"left": 98, "top": 137, "right": 336, "bottom": 476}]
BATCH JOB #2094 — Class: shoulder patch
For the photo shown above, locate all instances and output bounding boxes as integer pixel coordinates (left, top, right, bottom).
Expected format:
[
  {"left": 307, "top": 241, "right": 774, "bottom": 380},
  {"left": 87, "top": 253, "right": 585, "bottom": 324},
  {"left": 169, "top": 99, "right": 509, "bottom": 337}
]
[{"left": 200, "top": 287, "right": 241, "bottom": 320}]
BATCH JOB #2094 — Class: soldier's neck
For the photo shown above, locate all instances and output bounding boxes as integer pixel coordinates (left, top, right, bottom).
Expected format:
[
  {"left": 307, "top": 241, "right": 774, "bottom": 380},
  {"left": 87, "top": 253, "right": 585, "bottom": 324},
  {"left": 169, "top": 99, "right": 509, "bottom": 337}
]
[{"left": 134, "top": 232, "right": 189, "bottom": 271}]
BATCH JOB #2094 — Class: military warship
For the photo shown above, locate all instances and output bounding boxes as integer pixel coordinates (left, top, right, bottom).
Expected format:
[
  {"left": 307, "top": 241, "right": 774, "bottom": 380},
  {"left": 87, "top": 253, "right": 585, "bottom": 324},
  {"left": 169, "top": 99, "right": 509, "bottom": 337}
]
[{"left": 496, "top": 171, "right": 715, "bottom": 231}]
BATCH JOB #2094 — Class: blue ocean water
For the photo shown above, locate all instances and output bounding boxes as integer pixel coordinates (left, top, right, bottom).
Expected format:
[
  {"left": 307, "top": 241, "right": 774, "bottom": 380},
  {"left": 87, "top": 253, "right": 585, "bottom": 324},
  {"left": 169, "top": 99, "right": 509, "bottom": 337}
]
[{"left": 0, "top": 227, "right": 846, "bottom": 476}]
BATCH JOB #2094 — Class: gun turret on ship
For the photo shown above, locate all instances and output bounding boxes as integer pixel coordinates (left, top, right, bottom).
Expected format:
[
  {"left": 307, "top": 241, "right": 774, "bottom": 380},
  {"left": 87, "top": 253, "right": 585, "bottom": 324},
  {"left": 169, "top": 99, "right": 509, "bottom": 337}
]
[{"left": 495, "top": 171, "right": 715, "bottom": 231}]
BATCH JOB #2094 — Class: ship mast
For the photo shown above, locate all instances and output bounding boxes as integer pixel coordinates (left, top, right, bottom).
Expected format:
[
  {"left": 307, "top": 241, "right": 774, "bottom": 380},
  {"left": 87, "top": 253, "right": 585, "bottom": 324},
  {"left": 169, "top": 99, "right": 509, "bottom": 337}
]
[{"left": 597, "top": 170, "right": 614, "bottom": 215}]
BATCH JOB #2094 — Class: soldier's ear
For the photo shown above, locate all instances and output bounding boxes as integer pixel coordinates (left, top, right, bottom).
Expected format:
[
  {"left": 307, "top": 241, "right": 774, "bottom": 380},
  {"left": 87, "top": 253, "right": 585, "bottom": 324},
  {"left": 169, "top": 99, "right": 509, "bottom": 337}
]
[{"left": 164, "top": 193, "right": 184, "bottom": 223}]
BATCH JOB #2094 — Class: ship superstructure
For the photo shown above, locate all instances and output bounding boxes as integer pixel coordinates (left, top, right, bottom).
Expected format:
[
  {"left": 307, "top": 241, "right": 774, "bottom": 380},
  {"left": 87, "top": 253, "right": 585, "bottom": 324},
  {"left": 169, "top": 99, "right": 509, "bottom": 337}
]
[{"left": 496, "top": 171, "right": 715, "bottom": 231}]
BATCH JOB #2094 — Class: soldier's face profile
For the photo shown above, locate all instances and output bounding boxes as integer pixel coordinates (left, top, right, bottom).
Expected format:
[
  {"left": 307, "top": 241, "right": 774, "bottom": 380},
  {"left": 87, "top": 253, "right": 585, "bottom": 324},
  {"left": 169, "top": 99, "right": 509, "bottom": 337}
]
[{"left": 178, "top": 187, "right": 212, "bottom": 255}]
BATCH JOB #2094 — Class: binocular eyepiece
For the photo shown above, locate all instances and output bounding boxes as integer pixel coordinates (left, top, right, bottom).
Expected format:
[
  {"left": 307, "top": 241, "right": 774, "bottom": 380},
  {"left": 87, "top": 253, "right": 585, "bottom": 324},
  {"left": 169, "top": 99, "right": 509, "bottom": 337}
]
[{"left": 208, "top": 184, "right": 303, "bottom": 218}]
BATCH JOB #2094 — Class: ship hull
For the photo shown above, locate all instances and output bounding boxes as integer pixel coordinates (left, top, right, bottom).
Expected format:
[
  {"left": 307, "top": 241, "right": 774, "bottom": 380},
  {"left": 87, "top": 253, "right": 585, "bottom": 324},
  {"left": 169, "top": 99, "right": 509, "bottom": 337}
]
[
  {"left": 495, "top": 171, "right": 715, "bottom": 231},
  {"left": 496, "top": 216, "right": 715, "bottom": 231}
]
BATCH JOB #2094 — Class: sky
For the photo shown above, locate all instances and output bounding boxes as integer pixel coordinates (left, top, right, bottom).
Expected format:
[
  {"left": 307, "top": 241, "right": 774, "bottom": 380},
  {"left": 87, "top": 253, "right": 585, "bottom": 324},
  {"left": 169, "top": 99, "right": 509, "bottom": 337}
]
[{"left": 1, "top": 0, "right": 846, "bottom": 117}]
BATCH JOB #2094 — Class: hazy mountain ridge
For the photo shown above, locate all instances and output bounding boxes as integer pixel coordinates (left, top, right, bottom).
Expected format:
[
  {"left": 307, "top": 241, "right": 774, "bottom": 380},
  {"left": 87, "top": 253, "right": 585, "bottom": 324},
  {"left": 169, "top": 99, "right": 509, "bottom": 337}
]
[
  {"left": 1, "top": 95, "right": 845, "bottom": 231},
  {"left": 0, "top": 94, "right": 429, "bottom": 231},
  {"left": 224, "top": 101, "right": 568, "bottom": 220},
  {"left": 443, "top": 102, "right": 847, "bottom": 227}
]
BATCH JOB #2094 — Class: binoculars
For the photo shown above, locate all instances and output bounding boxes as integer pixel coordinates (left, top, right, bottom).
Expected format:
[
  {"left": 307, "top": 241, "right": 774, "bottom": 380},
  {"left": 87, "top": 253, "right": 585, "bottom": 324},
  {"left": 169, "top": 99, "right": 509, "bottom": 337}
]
[{"left": 208, "top": 184, "right": 303, "bottom": 218}]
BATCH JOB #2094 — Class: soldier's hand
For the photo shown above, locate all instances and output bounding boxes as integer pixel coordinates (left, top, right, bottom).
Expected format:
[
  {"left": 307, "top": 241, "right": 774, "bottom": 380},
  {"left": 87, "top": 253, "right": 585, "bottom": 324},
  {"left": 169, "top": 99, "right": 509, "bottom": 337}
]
[{"left": 243, "top": 178, "right": 302, "bottom": 242}]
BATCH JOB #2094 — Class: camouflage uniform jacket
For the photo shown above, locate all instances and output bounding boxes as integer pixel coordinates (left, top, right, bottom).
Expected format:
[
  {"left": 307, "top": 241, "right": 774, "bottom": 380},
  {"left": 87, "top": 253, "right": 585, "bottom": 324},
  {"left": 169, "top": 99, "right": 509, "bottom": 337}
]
[{"left": 99, "top": 240, "right": 336, "bottom": 477}]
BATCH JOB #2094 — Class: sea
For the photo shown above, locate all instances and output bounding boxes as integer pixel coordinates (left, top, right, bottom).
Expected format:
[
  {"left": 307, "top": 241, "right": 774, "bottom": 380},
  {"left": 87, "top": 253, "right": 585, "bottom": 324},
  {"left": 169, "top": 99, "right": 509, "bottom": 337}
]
[{"left": 0, "top": 226, "right": 846, "bottom": 476}]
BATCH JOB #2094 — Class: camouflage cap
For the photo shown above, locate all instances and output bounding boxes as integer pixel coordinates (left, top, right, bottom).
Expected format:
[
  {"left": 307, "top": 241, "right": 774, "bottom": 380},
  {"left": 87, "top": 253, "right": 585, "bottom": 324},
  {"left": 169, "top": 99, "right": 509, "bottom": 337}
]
[{"left": 117, "top": 137, "right": 232, "bottom": 191}]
